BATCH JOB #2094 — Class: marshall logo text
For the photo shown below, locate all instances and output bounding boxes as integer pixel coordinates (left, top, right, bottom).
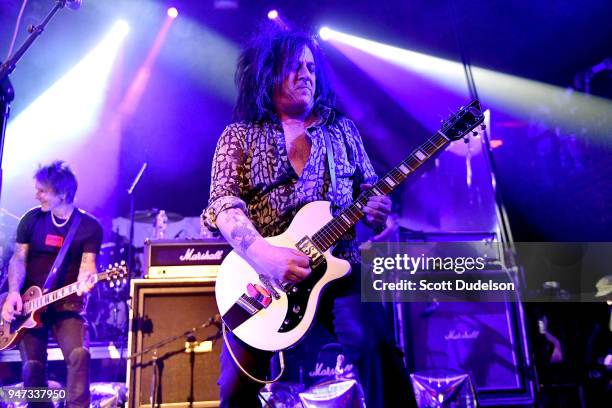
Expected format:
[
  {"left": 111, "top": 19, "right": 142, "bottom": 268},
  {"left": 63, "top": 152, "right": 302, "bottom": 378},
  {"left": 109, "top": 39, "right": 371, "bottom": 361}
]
[{"left": 179, "top": 248, "right": 225, "bottom": 262}]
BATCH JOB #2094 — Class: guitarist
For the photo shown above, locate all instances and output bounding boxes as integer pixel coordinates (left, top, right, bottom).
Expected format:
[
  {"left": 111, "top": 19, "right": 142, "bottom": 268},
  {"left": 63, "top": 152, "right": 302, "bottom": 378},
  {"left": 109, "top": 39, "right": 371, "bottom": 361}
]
[
  {"left": 202, "top": 26, "right": 415, "bottom": 407},
  {"left": 0, "top": 160, "right": 102, "bottom": 408}
]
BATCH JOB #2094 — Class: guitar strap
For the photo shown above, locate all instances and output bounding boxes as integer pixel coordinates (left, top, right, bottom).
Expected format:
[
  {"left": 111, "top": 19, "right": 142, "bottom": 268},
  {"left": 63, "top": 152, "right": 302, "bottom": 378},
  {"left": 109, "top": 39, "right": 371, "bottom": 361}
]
[
  {"left": 322, "top": 126, "right": 337, "bottom": 205},
  {"left": 42, "top": 209, "right": 82, "bottom": 293}
]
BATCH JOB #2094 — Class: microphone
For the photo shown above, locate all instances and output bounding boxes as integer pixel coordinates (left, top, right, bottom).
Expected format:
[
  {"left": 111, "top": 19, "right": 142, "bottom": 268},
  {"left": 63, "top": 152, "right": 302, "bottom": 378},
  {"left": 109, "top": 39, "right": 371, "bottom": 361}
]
[{"left": 65, "top": 0, "right": 83, "bottom": 11}]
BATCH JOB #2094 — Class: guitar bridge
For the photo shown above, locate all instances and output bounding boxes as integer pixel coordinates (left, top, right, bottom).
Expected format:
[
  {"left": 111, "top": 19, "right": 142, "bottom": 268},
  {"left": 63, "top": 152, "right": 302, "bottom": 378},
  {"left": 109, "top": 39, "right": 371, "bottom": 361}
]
[{"left": 258, "top": 274, "right": 281, "bottom": 299}]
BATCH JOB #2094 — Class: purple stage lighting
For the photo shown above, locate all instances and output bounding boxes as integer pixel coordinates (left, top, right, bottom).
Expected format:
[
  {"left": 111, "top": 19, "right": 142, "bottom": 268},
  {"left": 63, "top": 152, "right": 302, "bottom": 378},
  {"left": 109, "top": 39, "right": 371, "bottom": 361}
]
[
  {"left": 167, "top": 7, "right": 178, "bottom": 19},
  {"left": 267, "top": 9, "right": 279, "bottom": 20},
  {"left": 319, "top": 26, "right": 331, "bottom": 41}
]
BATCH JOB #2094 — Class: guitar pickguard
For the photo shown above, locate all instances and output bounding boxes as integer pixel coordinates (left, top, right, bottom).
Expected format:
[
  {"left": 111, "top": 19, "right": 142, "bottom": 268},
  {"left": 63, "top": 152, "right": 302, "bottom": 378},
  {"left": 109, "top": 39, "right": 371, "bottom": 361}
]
[{"left": 278, "top": 255, "right": 327, "bottom": 333}]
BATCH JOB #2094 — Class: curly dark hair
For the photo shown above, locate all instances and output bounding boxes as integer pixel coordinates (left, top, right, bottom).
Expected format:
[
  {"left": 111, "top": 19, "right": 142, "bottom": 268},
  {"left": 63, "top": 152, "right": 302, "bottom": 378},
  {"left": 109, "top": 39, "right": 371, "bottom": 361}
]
[
  {"left": 233, "top": 25, "right": 335, "bottom": 122},
  {"left": 34, "top": 160, "right": 78, "bottom": 203}
]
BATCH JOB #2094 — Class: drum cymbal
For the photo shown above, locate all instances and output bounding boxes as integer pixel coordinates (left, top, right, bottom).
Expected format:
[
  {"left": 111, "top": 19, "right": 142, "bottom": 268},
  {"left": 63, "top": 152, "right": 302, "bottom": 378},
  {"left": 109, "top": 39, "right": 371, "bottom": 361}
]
[{"left": 132, "top": 209, "right": 184, "bottom": 223}]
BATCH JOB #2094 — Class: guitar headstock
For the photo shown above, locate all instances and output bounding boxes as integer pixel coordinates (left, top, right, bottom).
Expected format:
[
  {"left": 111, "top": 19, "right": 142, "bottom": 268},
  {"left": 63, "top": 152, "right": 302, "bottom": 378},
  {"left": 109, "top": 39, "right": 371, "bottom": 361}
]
[
  {"left": 440, "top": 100, "right": 486, "bottom": 141},
  {"left": 99, "top": 261, "right": 128, "bottom": 286}
]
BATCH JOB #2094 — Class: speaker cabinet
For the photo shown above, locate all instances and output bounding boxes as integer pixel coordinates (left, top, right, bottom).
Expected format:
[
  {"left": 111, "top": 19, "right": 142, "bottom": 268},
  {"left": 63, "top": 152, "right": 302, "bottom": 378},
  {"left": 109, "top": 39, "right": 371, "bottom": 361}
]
[
  {"left": 402, "top": 301, "right": 535, "bottom": 405},
  {"left": 126, "top": 278, "right": 221, "bottom": 408}
]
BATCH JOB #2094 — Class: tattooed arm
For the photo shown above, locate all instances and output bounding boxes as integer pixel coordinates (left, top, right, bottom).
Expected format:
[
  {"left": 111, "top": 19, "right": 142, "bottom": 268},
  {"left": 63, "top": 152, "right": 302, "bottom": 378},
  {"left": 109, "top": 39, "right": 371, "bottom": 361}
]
[
  {"left": 76, "top": 252, "right": 98, "bottom": 295},
  {"left": 215, "top": 208, "right": 311, "bottom": 283},
  {"left": 215, "top": 208, "right": 261, "bottom": 255},
  {"left": 1, "top": 244, "right": 28, "bottom": 321},
  {"left": 206, "top": 124, "right": 310, "bottom": 282},
  {"left": 8, "top": 243, "right": 28, "bottom": 293}
]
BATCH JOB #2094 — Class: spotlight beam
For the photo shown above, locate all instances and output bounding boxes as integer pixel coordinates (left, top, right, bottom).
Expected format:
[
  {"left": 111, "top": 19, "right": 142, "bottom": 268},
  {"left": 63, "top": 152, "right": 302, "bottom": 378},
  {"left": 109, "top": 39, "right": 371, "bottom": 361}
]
[
  {"left": 2, "top": 21, "right": 129, "bottom": 213},
  {"left": 322, "top": 27, "right": 612, "bottom": 139}
]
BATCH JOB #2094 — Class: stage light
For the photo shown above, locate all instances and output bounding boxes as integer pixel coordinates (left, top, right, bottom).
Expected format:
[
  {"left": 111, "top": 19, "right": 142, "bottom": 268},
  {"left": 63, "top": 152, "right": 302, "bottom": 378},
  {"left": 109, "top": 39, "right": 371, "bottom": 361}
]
[
  {"left": 167, "top": 7, "right": 178, "bottom": 19},
  {"left": 319, "top": 26, "right": 331, "bottom": 41},
  {"left": 2, "top": 20, "right": 129, "bottom": 213},
  {"left": 267, "top": 9, "right": 278, "bottom": 20},
  {"left": 114, "top": 20, "right": 131, "bottom": 38}
]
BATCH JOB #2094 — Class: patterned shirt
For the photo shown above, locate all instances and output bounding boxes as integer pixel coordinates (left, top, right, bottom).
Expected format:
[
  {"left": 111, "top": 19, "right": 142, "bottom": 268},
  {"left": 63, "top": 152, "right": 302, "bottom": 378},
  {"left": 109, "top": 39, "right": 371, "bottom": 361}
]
[{"left": 203, "top": 106, "right": 377, "bottom": 263}]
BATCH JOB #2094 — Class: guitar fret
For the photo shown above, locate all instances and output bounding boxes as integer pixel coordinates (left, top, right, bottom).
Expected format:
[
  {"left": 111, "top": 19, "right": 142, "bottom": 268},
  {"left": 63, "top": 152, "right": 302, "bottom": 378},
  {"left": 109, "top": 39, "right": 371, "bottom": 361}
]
[
  {"left": 398, "top": 164, "right": 410, "bottom": 175},
  {"left": 391, "top": 169, "right": 405, "bottom": 182},
  {"left": 379, "top": 183, "right": 391, "bottom": 194},
  {"left": 414, "top": 150, "right": 426, "bottom": 161},
  {"left": 437, "top": 130, "right": 450, "bottom": 140},
  {"left": 385, "top": 175, "right": 398, "bottom": 186}
]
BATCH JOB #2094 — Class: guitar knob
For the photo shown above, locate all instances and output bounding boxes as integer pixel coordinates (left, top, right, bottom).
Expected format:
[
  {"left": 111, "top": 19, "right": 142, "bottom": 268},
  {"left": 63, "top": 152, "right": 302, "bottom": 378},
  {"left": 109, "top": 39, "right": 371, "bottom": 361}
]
[
  {"left": 292, "top": 305, "right": 301, "bottom": 314},
  {"left": 481, "top": 124, "right": 487, "bottom": 130}
]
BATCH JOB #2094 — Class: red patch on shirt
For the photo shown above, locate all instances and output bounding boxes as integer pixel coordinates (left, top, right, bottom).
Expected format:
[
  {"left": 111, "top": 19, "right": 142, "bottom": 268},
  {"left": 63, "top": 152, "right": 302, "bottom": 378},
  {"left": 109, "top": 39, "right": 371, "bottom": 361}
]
[{"left": 45, "top": 234, "right": 64, "bottom": 247}]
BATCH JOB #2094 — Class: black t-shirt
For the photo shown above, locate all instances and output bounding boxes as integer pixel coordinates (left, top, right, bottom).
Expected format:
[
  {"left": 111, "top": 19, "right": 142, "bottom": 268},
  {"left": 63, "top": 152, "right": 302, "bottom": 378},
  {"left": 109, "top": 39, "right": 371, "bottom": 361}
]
[{"left": 16, "top": 207, "right": 103, "bottom": 305}]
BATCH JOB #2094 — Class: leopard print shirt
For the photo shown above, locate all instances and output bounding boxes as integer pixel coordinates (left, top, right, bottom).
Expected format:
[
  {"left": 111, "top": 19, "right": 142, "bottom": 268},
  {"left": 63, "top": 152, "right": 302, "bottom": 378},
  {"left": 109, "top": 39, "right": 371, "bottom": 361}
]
[{"left": 203, "top": 107, "right": 377, "bottom": 263}]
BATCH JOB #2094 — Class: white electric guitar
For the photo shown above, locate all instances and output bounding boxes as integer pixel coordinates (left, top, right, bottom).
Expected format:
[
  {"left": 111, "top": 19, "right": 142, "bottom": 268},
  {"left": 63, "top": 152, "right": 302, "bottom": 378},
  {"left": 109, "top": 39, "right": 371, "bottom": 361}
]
[{"left": 216, "top": 100, "right": 485, "bottom": 351}]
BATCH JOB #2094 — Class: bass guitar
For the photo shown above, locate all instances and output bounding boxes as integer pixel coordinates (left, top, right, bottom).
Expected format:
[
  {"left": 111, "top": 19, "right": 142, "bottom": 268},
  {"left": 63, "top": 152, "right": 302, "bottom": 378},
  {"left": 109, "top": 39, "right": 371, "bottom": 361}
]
[{"left": 216, "top": 100, "right": 485, "bottom": 351}]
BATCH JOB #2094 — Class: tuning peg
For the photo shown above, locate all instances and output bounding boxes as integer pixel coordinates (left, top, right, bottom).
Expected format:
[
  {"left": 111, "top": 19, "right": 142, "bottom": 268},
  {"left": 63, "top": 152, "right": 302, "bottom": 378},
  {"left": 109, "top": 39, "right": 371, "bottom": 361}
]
[
  {"left": 463, "top": 137, "right": 470, "bottom": 144},
  {"left": 472, "top": 131, "right": 479, "bottom": 136},
  {"left": 480, "top": 124, "right": 486, "bottom": 130}
]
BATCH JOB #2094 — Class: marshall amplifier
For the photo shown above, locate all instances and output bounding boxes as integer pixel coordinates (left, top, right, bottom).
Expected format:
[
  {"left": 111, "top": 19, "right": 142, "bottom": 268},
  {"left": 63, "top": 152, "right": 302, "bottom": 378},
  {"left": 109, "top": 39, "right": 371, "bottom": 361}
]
[
  {"left": 145, "top": 238, "right": 233, "bottom": 279},
  {"left": 126, "top": 278, "right": 221, "bottom": 407}
]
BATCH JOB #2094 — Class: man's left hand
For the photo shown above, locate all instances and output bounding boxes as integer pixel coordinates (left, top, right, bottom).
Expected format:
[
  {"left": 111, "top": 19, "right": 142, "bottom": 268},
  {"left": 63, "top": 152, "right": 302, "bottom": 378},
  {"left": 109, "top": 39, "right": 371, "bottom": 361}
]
[
  {"left": 360, "top": 183, "right": 392, "bottom": 230},
  {"left": 76, "top": 272, "right": 96, "bottom": 296}
]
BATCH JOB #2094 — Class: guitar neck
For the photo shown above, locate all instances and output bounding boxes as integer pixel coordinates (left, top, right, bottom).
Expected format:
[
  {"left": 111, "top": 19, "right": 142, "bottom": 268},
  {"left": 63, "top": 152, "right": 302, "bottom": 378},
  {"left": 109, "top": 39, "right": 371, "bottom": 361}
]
[
  {"left": 311, "top": 130, "right": 450, "bottom": 252},
  {"left": 23, "top": 272, "right": 107, "bottom": 314}
]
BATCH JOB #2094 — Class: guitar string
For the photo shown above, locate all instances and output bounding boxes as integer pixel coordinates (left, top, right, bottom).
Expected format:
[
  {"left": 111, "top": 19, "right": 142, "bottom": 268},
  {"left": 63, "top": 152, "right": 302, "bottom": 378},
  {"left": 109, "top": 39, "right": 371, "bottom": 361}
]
[{"left": 313, "top": 133, "right": 449, "bottom": 249}]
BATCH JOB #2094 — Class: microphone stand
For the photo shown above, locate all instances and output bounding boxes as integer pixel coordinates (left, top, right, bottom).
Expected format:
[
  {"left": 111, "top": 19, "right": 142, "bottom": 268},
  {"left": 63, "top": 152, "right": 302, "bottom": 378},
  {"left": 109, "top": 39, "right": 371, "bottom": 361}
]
[
  {"left": 0, "top": 0, "right": 73, "bottom": 201},
  {"left": 127, "top": 162, "right": 147, "bottom": 277},
  {"left": 186, "top": 335, "right": 197, "bottom": 408}
]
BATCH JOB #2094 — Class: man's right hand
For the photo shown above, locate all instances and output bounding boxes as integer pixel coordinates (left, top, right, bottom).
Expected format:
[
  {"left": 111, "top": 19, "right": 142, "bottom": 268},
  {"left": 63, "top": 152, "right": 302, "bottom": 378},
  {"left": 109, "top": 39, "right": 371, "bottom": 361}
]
[
  {"left": 1, "top": 292, "right": 23, "bottom": 322},
  {"left": 247, "top": 240, "right": 311, "bottom": 283}
]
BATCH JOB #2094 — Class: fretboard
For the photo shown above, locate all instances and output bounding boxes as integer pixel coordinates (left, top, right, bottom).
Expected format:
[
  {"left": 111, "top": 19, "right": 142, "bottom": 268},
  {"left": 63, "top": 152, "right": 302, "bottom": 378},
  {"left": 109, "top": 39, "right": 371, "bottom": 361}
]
[
  {"left": 23, "top": 272, "right": 107, "bottom": 314},
  {"left": 311, "top": 131, "right": 450, "bottom": 251}
]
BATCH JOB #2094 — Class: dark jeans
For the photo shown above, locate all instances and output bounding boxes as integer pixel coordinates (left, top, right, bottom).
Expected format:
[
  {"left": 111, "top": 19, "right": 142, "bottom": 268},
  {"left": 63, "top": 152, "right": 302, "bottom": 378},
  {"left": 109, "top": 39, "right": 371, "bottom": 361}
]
[
  {"left": 218, "top": 265, "right": 416, "bottom": 407},
  {"left": 19, "top": 310, "right": 91, "bottom": 408}
]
